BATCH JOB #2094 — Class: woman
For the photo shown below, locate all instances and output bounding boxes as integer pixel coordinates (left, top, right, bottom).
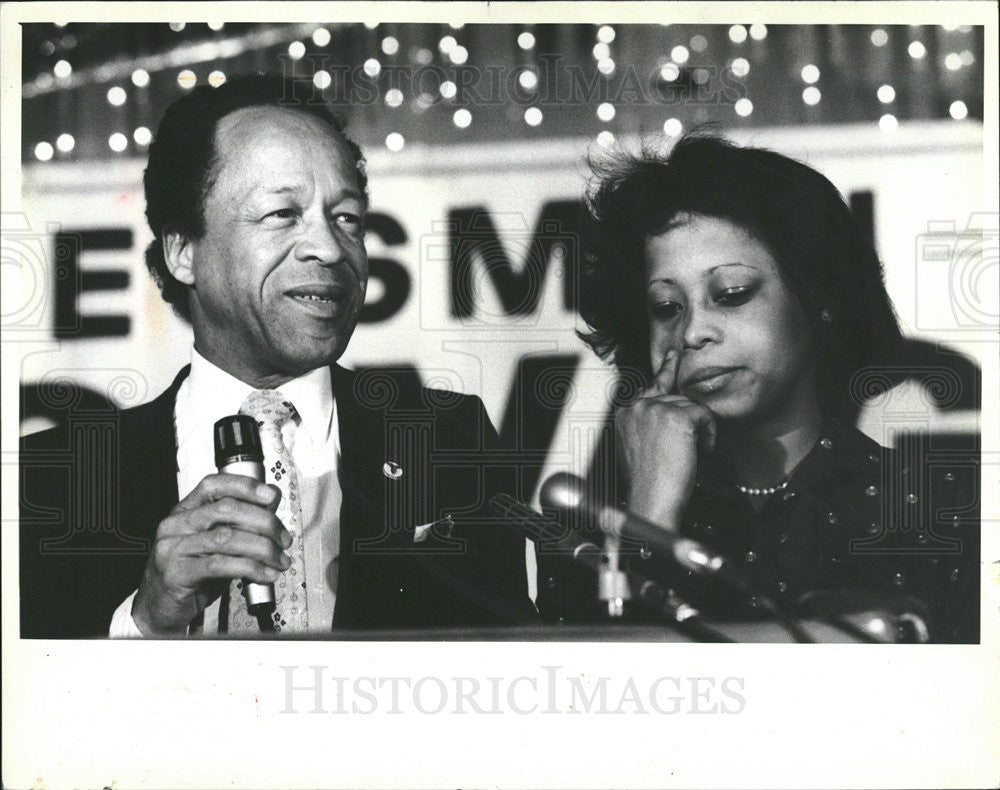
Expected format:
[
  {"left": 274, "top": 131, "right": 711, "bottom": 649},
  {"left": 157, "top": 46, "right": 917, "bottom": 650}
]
[{"left": 538, "top": 133, "right": 979, "bottom": 642}]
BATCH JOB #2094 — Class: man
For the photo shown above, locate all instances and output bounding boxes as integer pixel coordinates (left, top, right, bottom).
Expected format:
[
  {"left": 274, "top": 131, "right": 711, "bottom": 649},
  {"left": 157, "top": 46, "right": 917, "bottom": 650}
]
[{"left": 19, "top": 76, "right": 534, "bottom": 638}]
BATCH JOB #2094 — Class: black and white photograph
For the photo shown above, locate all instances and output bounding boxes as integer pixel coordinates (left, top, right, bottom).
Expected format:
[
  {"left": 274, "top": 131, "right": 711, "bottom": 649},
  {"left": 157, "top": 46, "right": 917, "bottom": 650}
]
[{"left": 2, "top": 2, "right": 997, "bottom": 788}]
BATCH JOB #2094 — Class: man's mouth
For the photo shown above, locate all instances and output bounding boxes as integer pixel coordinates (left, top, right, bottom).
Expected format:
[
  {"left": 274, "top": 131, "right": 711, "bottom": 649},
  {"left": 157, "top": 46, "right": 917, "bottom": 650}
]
[{"left": 285, "top": 284, "right": 350, "bottom": 306}]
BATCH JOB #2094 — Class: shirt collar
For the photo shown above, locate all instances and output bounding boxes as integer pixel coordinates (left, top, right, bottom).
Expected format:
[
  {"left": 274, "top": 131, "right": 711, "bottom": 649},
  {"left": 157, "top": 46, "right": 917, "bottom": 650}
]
[{"left": 188, "top": 348, "right": 335, "bottom": 439}]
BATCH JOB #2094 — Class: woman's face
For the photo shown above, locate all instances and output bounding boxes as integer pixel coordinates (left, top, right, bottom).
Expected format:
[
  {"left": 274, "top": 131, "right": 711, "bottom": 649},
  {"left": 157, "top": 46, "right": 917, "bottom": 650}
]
[{"left": 644, "top": 213, "right": 818, "bottom": 426}]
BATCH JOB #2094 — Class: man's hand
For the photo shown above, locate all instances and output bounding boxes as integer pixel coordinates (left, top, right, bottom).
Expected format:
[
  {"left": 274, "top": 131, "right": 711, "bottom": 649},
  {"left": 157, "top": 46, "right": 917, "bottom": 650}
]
[
  {"left": 615, "top": 349, "right": 717, "bottom": 529},
  {"left": 131, "top": 474, "right": 292, "bottom": 635}
]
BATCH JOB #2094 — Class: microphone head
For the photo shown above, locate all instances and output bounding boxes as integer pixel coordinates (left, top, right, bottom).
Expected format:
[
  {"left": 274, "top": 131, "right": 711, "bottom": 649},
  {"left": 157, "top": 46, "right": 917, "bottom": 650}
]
[
  {"left": 214, "top": 414, "right": 263, "bottom": 468},
  {"left": 539, "top": 472, "right": 587, "bottom": 512}
]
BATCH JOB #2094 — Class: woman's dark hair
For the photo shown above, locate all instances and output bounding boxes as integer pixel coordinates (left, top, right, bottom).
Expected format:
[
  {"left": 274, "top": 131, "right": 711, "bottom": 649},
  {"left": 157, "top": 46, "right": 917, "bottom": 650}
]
[
  {"left": 580, "top": 130, "right": 903, "bottom": 419},
  {"left": 143, "top": 74, "right": 368, "bottom": 320}
]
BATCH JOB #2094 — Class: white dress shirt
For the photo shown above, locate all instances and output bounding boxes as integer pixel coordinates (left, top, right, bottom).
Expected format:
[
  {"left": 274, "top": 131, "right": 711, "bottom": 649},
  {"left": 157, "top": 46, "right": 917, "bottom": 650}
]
[{"left": 110, "top": 349, "right": 342, "bottom": 636}]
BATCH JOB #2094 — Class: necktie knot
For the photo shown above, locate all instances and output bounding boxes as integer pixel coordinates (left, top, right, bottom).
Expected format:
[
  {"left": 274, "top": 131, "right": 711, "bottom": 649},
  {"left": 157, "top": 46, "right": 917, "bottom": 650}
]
[{"left": 240, "top": 389, "right": 298, "bottom": 430}]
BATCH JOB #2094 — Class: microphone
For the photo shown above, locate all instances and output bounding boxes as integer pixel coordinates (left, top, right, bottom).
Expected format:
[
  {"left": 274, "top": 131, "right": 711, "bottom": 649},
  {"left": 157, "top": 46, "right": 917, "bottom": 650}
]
[
  {"left": 213, "top": 415, "right": 276, "bottom": 624},
  {"left": 489, "top": 493, "right": 733, "bottom": 641},
  {"left": 539, "top": 472, "right": 754, "bottom": 599},
  {"left": 538, "top": 473, "right": 814, "bottom": 643}
]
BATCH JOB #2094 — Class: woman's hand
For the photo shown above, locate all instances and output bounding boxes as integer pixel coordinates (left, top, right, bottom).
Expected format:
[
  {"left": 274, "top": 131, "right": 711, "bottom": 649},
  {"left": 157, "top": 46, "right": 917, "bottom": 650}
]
[{"left": 615, "top": 349, "right": 717, "bottom": 530}]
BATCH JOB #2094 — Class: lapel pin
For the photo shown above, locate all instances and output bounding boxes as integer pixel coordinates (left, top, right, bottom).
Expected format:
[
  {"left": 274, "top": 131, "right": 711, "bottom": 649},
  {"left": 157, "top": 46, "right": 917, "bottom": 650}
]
[{"left": 382, "top": 461, "right": 403, "bottom": 480}]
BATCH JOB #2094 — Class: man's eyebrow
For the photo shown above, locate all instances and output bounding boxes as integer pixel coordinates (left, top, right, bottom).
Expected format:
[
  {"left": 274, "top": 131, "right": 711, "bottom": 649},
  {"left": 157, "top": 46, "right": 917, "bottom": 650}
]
[{"left": 257, "top": 185, "right": 364, "bottom": 203}]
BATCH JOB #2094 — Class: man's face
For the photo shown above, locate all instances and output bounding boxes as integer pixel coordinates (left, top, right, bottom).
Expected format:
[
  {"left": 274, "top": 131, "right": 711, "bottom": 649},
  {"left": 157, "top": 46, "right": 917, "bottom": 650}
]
[{"left": 172, "top": 106, "right": 368, "bottom": 387}]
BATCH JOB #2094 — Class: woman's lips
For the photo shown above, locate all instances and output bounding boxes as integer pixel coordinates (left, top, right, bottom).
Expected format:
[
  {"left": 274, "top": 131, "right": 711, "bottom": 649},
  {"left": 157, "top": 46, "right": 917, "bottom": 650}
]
[{"left": 681, "top": 367, "right": 742, "bottom": 395}]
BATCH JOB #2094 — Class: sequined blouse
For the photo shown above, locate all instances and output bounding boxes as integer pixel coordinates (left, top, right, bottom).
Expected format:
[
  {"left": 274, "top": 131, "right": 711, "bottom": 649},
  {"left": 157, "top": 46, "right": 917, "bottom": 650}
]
[{"left": 537, "top": 419, "right": 980, "bottom": 643}]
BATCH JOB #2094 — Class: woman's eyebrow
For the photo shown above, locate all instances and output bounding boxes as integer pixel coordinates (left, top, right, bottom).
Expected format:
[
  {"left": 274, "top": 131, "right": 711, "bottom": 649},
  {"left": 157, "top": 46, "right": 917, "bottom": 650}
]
[{"left": 648, "top": 262, "right": 761, "bottom": 286}]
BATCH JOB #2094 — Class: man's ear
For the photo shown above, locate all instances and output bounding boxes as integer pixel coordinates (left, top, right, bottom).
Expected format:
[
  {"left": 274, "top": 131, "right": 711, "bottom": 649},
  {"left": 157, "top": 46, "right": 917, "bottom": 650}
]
[{"left": 163, "top": 231, "right": 195, "bottom": 286}]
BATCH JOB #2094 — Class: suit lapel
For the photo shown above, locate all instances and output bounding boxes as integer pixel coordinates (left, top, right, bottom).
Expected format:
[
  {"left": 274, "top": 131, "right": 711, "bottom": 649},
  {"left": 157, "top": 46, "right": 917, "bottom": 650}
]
[{"left": 118, "top": 366, "right": 189, "bottom": 542}]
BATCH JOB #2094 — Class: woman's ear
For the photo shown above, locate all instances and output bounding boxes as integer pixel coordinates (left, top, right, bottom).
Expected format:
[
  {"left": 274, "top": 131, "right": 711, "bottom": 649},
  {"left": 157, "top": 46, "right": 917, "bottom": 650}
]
[{"left": 163, "top": 231, "right": 195, "bottom": 286}]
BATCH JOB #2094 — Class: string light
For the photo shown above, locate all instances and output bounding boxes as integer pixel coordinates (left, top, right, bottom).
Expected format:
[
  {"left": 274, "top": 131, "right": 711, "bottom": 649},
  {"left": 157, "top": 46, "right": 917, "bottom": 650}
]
[
  {"left": 207, "top": 21, "right": 225, "bottom": 32},
  {"left": 690, "top": 34, "right": 708, "bottom": 52},
  {"left": 728, "top": 25, "right": 748, "bottom": 44},
  {"left": 879, "top": 114, "right": 898, "bottom": 132},
  {"left": 596, "top": 102, "right": 615, "bottom": 122},
  {"left": 734, "top": 98, "right": 753, "bottom": 117},
  {"left": 385, "top": 132, "right": 405, "bottom": 152},
  {"left": 56, "top": 133, "right": 75, "bottom": 153},
  {"left": 597, "top": 58, "right": 615, "bottom": 75},
  {"left": 53, "top": 60, "right": 72, "bottom": 79},
  {"left": 660, "top": 63, "right": 680, "bottom": 81},
  {"left": 108, "top": 133, "right": 128, "bottom": 153},
  {"left": 731, "top": 58, "right": 750, "bottom": 78},
  {"left": 385, "top": 88, "right": 404, "bottom": 108},
  {"left": 449, "top": 46, "right": 469, "bottom": 65},
  {"left": 363, "top": 58, "right": 381, "bottom": 78},
  {"left": 438, "top": 36, "right": 457, "bottom": 54},
  {"left": 801, "top": 64, "right": 820, "bottom": 83},
  {"left": 106, "top": 86, "right": 127, "bottom": 106},
  {"left": 313, "top": 70, "right": 331, "bottom": 89},
  {"left": 944, "top": 53, "right": 962, "bottom": 70},
  {"left": 34, "top": 142, "right": 54, "bottom": 162},
  {"left": 518, "top": 70, "right": 538, "bottom": 91},
  {"left": 381, "top": 36, "right": 399, "bottom": 56},
  {"left": 671, "top": 45, "right": 689, "bottom": 64},
  {"left": 177, "top": 69, "right": 196, "bottom": 89},
  {"left": 453, "top": 108, "right": 472, "bottom": 128},
  {"left": 870, "top": 28, "right": 888, "bottom": 46},
  {"left": 802, "top": 86, "right": 821, "bottom": 105},
  {"left": 597, "top": 25, "right": 615, "bottom": 44},
  {"left": 131, "top": 68, "right": 150, "bottom": 88},
  {"left": 877, "top": 84, "right": 896, "bottom": 103},
  {"left": 169, "top": 23, "right": 186, "bottom": 32},
  {"left": 440, "top": 80, "right": 457, "bottom": 99},
  {"left": 749, "top": 24, "right": 768, "bottom": 40},
  {"left": 592, "top": 42, "right": 610, "bottom": 60},
  {"left": 949, "top": 100, "right": 968, "bottom": 120},
  {"left": 312, "top": 28, "right": 331, "bottom": 47},
  {"left": 133, "top": 127, "right": 152, "bottom": 146},
  {"left": 908, "top": 41, "right": 926, "bottom": 59},
  {"left": 288, "top": 41, "right": 306, "bottom": 60},
  {"left": 596, "top": 131, "right": 615, "bottom": 147},
  {"left": 412, "top": 48, "right": 433, "bottom": 65},
  {"left": 692, "top": 68, "right": 710, "bottom": 85},
  {"left": 364, "top": 21, "right": 379, "bottom": 30},
  {"left": 448, "top": 22, "right": 465, "bottom": 30},
  {"left": 960, "top": 50, "right": 975, "bottom": 66},
  {"left": 524, "top": 107, "right": 543, "bottom": 126},
  {"left": 517, "top": 32, "right": 535, "bottom": 50},
  {"left": 663, "top": 118, "right": 683, "bottom": 137},
  {"left": 208, "top": 70, "right": 226, "bottom": 87}
]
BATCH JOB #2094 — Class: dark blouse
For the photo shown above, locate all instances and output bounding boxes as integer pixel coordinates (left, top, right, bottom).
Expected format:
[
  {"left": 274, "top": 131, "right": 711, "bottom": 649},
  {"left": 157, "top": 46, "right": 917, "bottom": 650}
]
[{"left": 536, "top": 419, "right": 980, "bottom": 643}]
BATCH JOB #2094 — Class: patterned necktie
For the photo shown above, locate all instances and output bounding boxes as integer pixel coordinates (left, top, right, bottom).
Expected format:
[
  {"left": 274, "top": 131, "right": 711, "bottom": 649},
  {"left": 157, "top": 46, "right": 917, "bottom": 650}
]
[{"left": 227, "top": 389, "right": 308, "bottom": 633}]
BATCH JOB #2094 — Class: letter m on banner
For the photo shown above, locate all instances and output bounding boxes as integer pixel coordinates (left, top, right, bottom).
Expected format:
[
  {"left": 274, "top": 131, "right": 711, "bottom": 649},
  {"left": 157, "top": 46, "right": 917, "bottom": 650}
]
[{"left": 448, "top": 202, "right": 583, "bottom": 319}]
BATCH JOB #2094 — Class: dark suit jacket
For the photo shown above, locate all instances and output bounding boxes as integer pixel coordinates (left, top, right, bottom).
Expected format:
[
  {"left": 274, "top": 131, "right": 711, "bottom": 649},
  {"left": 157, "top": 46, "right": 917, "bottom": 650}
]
[{"left": 20, "top": 364, "right": 535, "bottom": 638}]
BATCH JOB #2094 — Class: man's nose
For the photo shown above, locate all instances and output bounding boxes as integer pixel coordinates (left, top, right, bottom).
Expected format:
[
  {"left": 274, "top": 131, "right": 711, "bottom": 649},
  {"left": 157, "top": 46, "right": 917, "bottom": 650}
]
[{"left": 296, "top": 216, "right": 345, "bottom": 266}]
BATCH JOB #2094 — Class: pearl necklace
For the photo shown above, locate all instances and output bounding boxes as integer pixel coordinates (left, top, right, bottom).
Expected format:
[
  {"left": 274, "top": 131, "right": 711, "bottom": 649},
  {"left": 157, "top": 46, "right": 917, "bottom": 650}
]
[{"left": 736, "top": 479, "right": 789, "bottom": 496}]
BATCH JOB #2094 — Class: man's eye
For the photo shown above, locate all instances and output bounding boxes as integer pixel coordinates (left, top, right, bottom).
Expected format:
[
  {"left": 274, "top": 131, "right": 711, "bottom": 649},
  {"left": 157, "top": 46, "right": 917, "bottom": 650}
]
[
  {"left": 650, "top": 301, "right": 682, "bottom": 320},
  {"left": 265, "top": 208, "right": 296, "bottom": 220},
  {"left": 715, "top": 286, "right": 754, "bottom": 306},
  {"left": 335, "top": 213, "right": 365, "bottom": 234}
]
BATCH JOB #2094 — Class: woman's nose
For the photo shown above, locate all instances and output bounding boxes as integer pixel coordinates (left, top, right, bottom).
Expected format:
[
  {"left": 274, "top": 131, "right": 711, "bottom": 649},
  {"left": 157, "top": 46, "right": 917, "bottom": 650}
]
[{"left": 681, "top": 304, "right": 721, "bottom": 349}]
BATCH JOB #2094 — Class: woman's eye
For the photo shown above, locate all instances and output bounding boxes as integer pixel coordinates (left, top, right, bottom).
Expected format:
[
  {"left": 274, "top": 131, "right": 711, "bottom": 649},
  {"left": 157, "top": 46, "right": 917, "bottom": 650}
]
[
  {"left": 650, "top": 301, "right": 683, "bottom": 320},
  {"left": 714, "top": 286, "right": 755, "bottom": 306}
]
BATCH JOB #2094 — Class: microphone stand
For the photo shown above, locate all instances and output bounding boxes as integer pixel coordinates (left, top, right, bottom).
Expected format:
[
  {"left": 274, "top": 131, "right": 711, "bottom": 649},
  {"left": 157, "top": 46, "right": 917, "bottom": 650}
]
[{"left": 490, "top": 494, "right": 735, "bottom": 642}]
